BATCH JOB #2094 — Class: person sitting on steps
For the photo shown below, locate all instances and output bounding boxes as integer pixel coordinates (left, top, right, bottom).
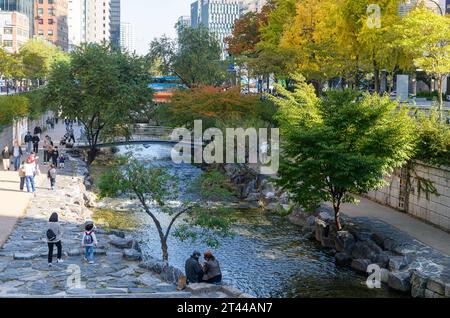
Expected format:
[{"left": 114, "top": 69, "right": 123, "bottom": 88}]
[{"left": 202, "top": 251, "right": 222, "bottom": 284}]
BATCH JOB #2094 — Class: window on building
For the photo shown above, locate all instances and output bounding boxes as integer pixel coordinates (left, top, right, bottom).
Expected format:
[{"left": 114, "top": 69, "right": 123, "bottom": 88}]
[
  {"left": 38, "top": 19, "right": 44, "bottom": 25},
  {"left": 38, "top": 8, "right": 44, "bottom": 15},
  {"left": 48, "top": 29, "right": 54, "bottom": 36},
  {"left": 3, "top": 40, "right": 13, "bottom": 47},
  {"left": 38, "top": 0, "right": 43, "bottom": 4},
  {"left": 38, "top": 29, "right": 44, "bottom": 36},
  {"left": 48, "top": 19, "right": 54, "bottom": 25},
  {"left": 3, "top": 27, "right": 13, "bottom": 34},
  {"left": 48, "top": 8, "right": 55, "bottom": 16},
  {"left": 48, "top": 0, "right": 54, "bottom": 4}
]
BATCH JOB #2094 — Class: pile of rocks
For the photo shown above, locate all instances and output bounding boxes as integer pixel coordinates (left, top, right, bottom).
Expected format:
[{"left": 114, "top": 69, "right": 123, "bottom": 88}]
[{"left": 292, "top": 205, "right": 450, "bottom": 298}]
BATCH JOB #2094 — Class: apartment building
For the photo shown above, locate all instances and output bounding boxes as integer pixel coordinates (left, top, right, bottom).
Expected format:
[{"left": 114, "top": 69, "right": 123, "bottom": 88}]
[
  {"left": 34, "top": 0, "right": 69, "bottom": 51},
  {"left": 0, "top": 10, "right": 29, "bottom": 52}
]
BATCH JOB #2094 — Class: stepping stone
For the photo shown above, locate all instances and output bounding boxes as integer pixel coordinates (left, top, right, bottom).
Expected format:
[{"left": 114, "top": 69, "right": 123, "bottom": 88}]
[
  {"left": 13, "top": 253, "right": 40, "bottom": 260},
  {"left": 94, "top": 288, "right": 128, "bottom": 294},
  {"left": 123, "top": 249, "right": 141, "bottom": 261},
  {"left": 68, "top": 249, "right": 81, "bottom": 256},
  {"left": 110, "top": 238, "right": 133, "bottom": 249},
  {"left": 6, "top": 261, "right": 32, "bottom": 269},
  {"left": 136, "top": 272, "right": 162, "bottom": 287},
  {"left": 66, "top": 288, "right": 90, "bottom": 295}
]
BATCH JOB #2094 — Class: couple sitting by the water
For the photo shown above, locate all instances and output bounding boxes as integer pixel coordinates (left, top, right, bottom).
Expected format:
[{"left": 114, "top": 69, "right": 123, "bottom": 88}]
[{"left": 184, "top": 250, "right": 222, "bottom": 285}]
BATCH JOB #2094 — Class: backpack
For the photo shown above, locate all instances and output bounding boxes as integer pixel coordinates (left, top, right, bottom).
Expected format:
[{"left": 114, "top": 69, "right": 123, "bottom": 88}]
[
  {"left": 84, "top": 231, "right": 93, "bottom": 245},
  {"left": 47, "top": 229, "right": 57, "bottom": 241}
]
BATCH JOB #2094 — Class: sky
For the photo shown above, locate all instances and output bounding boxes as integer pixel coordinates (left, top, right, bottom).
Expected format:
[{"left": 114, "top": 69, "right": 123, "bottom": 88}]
[{"left": 122, "top": 0, "right": 193, "bottom": 55}]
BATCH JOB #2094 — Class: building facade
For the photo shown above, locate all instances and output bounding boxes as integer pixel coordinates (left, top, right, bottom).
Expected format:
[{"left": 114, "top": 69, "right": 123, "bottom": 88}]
[
  {"left": 0, "top": 0, "right": 34, "bottom": 36},
  {"left": 398, "top": 0, "right": 447, "bottom": 15},
  {"left": 85, "top": 0, "right": 110, "bottom": 44},
  {"left": 34, "top": 0, "right": 69, "bottom": 51},
  {"left": 68, "top": 0, "right": 84, "bottom": 50},
  {"left": 120, "top": 21, "right": 134, "bottom": 53},
  {"left": 190, "top": 0, "right": 240, "bottom": 59},
  {"left": 238, "top": 0, "right": 266, "bottom": 14},
  {"left": 177, "top": 15, "right": 190, "bottom": 29},
  {"left": 0, "top": 10, "right": 29, "bottom": 52},
  {"left": 109, "top": 0, "right": 119, "bottom": 47}
]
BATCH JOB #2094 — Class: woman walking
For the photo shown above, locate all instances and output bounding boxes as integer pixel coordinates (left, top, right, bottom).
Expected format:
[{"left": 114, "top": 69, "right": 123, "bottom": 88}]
[
  {"left": 24, "top": 156, "right": 36, "bottom": 194},
  {"left": 2, "top": 145, "right": 11, "bottom": 171},
  {"left": 46, "top": 212, "right": 63, "bottom": 267},
  {"left": 12, "top": 141, "right": 23, "bottom": 171}
]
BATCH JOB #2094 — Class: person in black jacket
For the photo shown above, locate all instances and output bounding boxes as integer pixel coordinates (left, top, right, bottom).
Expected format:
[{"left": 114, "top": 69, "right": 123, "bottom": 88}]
[
  {"left": 24, "top": 132, "right": 33, "bottom": 154},
  {"left": 185, "top": 251, "right": 204, "bottom": 284},
  {"left": 32, "top": 134, "right": 40, "bottom": 154}
]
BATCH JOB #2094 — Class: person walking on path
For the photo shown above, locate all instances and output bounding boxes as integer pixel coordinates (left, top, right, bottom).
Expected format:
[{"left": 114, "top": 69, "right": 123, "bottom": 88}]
[
  {"left": 202, "top": 251, "right": 222, "bottom": 284},
  {"left": 12, "top": 141, "right": 23, "bottom": 171},
  {"left": 46, "top": 212, "right": 63, "bottom": 267},
  {"left": 2, "top": 145, "right": 11, "bottom": 171},
  {"left": 82, "top": 222, "right": 98, "bottom": 264},
  {"left": 47, "top": 164, "right": 57, "bottom": 190},
  {"left": 24, "top": 132, "right": 33, "bottom": 154},
  {"left": 32, "top": 134, "right": 40, "bottom": 154},
  {"left": 43, "top": 136, "right": 53, "bottom": 164},
  {"left": 33, "top": 126, "right": 42, "bottom": 139},
  {"left": 67, "top": 127, "right": 76, "bottom": 144},
  {"left": 58, "top": 152, "right": 66, "bottom": 169},
  {"left": 185, "top": 251, "right": 204, "bottom": 284},
  {"left": 24, "top": 156, "right": 36, "bottom": 194},
  {"left": 18, "top": 161, "right": 26, "bottom": 191},
  {"left": 51, "top": 146, "right": 59, "bottom": 167}
]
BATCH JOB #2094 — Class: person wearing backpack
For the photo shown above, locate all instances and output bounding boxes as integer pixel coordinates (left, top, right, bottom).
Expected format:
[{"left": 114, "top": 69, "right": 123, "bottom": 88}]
[
  {"left": 47, "top": 164, "right": 57, "bottom": 190},
  {"left": 82, "top": 222, "right": 98, "bottom": 264},
  {"left": 46, "top": 212, "right": 63, "bottom": 267}
]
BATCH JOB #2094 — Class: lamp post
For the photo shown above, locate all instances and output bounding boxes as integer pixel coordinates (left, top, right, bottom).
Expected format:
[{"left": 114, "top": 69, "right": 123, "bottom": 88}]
[{"left": 427, "top": 0, "right": 444, "bottom": 15}]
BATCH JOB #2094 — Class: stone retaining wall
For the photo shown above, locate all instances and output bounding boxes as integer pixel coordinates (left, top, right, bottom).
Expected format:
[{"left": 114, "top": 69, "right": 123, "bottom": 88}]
[{"left": 366, "top": 161, "right": 450, "bottom": 231}]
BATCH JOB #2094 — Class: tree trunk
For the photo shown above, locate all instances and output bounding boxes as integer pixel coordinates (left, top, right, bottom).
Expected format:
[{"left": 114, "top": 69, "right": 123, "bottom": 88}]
[
  {"left": 437, "top": 76, "right": 444, "bottom": 122},
  {"left": 373, "top": 61, "right": 380, "bottom": 94},
  {"left": 161, "top": 238, "right": 169, "bottom": 262},
  {"left": 333, "top": 205, "right": 342, "bottom": 231},
  {"left": 87, "top": 147, "right": 98, "bottom": 165}
]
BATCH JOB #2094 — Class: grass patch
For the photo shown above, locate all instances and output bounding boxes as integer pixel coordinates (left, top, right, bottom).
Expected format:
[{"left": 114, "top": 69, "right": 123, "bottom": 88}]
[{"left": 92, "top": 208, "right": 140, "bottom": 232}]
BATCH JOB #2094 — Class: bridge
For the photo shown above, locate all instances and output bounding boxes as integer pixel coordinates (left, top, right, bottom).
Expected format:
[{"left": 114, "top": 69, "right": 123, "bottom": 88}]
[{"left": 75, "top": 124, "right": 203, "bottom": 148}]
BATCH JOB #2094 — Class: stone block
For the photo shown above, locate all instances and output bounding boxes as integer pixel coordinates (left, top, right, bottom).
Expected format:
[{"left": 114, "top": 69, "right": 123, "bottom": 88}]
[
  {"left": 123, "top": 249, "right": 142, "bottom": 261},
  {"left": 221, "top": 285, "right": 244, "bottom": 297},
  {"left": 13, "top": 253, "right": 39, "bottom": 260},
  {"left": 388, "top": 256, "right": 408, "bottom": 271},
  {"left": 335, "top": 252, "right": 352, "bottom": 266},
  {"left": 380, "top": 268, "right": 389, "bottom": 284},
  {"left": 426, "top": 277, "right": 445, "bottom": 295},
  {"left": 388, "top": 271, "right": 411, "bottom": 292},
  {"left": 334, "top": 231, "right": 355, "bottom": 252},
  {"left": 424, "top": 289, "right": 445, "bottom": 298},
  {"left": 185, "top": 283, "right": 222, "bottom": 294},
  {"left": 110, "top": 238, "right": 133, "bottom": 249},
  {"left": 350, "top": 259, "right": 371, "bottom": 273},
  {"left": 445, "top": 283, "right": 450, "bottom": 297},
  {"left": 411, "top": 270, "right": 428, "bottom": 298}
]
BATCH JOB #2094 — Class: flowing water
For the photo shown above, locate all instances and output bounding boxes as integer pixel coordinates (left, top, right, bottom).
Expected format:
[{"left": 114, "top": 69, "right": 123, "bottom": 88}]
[{"left": 110, "top": 143, "right": 407, "bottom": 298}]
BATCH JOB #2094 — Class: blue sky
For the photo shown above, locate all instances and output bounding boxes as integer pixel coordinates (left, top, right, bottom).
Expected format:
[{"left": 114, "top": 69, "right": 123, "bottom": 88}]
[{"left": 122, "top": 0, "right": 192, "bottom": 55}]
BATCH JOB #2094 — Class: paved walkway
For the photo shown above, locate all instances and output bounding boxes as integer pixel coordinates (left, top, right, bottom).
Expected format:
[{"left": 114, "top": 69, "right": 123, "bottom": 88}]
[
  {"left": 0, "top": 121, "right": 81, "bottom": 248},
  {"left": 331, "top": 196, "right": 450, "bottom": 256}
]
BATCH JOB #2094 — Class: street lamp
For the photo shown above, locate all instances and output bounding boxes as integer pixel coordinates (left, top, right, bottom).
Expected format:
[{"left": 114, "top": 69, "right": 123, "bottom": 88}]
[{"left": 427, "top": 0, "right": 444, "bottom": 15}]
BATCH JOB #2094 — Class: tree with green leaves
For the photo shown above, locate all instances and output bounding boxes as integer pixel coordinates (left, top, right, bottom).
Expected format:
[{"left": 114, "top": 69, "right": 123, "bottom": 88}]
[
  {"left": 147, "top": 26, "right": 226, "bottom": 88},
  {"left": 44, "top": 43, "right": 153, "bottom": 164},
  {"left": 275, "top": 85, "right": 416, "bottom": 230},
  {"left": 0, "top": 95, "right": 29, "bottom": 126},
  {"left": 19, "top": 38, "right": 67, "bottom": 88},
  {"left": 395, "top": 6, "right": 450, "bottom": 121},
  {"left": 98, "top": 158, "right": 235, "bottom": 262}
]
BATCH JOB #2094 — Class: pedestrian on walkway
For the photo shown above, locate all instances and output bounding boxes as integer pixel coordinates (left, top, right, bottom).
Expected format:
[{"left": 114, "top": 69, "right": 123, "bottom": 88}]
[
  {"left": 82, "top": 222, "right": 98, "bottom": 264},
  {"left": 24, "top": 156, "right": 36, "bottom": 194},
  {"left": 33, "top": 125, "right": 42, "bottom": 138},
  {"left": 47, "top": 164, "right": 57, "bottom": 190},
  {"left": 18, "top": 161, "right": 25, "bottom": 191},
  {"left": 12, "top": 141, "right": 23, "bottom": 171},
  {"left": 2, "top": 145, "right": 11, "bottom": 171},
  {"left": 185, "top": 251, "right": 204, "bottom": 284},
  {"left": 24, "top": 132, "right": 33, "bottom": 154},
  {"left": 32, "top": 134, "right": 40, "bottom": 154},
  {"left": 67, "top": 127, "right": 76, "bottom": 144},
  {"left": 58, "top": 152, "right": 66, "bottom": 169},
  {"left": 46, "top": 212, "right": 63, "bottom": 267},
  {"left": 51, "top": 146, "right": 59, "bottom": 167}
]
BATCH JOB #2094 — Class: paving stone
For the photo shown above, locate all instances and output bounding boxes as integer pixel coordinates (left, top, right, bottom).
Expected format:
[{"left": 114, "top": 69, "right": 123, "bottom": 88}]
[{"left": 13, "top": 253, "right": 40, "bottom": 260}]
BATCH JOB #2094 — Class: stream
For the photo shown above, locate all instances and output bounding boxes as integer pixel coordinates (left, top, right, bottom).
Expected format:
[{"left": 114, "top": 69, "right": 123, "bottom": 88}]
[{"left": 104, "top": 143, "right": 407, "bottom": 298}]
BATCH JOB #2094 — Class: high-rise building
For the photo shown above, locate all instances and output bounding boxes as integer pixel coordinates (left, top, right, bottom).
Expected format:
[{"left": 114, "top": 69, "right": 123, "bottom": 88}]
[
  {"left": 85, "top": 0, "right": 110, "bottom": 44},
  {"left": 110, "top": 0, "right": 120, "bottom": 47},
  {"left": 0, "top": 10, "right": 29, "bottom": 52},
  {"left": 238, "top": 0, "right": 266, "bottom": 14},
  {"left": 34, "top": 0, "right": 69, "bottom": 51},
  {"left": 0, "top": 0, "right": 34, "bottom": 36},
  {"left": 177, "top": 15, "right": 190, "bottom": 29},
  {"left": 68, "top": 0, "right": 85, "bottom": 50},
  {"left": 120, "top": 21, "right": 134, "bottom": 53},
  {"left": 190, "top": 0, "right": 241, "bottom": 59}
]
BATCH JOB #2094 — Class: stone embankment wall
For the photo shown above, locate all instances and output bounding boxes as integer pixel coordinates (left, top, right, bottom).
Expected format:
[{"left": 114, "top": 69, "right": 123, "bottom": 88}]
[{"left": 366, "top": 161, "right": 450, "bottom": 231}]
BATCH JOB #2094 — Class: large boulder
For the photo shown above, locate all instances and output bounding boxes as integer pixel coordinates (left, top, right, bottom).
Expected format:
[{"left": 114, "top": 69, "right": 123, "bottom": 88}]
[
  {"left": 334, "top": 231, "right": 355, "bottom": 252},
  {"left": 315, "top": 218, "right": 328, "bottom": 242},
  {"left": 426, "top": 277, "right": 446, "bottom": 296},
  {"left": 351, "top": 259, "right": 371, "bottom": 273},
  {"left": 110, "top": 237, "right": 134, "bottom": 249},
  {"left": 123, "top": 249, "right": 142, "bottom": 261},
  {"left": 411, "top": 270, "right": 428, "bottom": 298},
  {"left": 335, "top": 252, "right": 352, "bottom": 266},
  {"left": 351, "top": 240, "right": 383, "bottom": 262},
  {"left": 388, "top": 271, "right": 411, "bottom": 292},
  {"left": 388, "top": 256, "right": 410, "bottom": 271}
]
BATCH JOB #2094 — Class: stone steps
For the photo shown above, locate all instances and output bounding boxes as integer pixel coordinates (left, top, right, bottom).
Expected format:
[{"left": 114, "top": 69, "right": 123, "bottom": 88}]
[{"left": 0, "top": 291, "right": 193, "bottom": 298}]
